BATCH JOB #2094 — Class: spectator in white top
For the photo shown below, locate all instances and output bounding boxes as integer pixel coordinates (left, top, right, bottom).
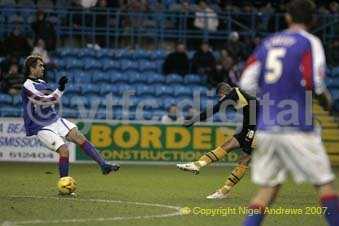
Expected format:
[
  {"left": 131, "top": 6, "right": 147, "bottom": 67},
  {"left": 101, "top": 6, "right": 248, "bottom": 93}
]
[
  {"left": 31, "top": 39, "right": 50, "bottom": 64},
  {"left": 161, "top": 104, "right": 184, "bottom": 124},
  {"left": 194, "top": 0, "right": 219, "bottom": 32}
]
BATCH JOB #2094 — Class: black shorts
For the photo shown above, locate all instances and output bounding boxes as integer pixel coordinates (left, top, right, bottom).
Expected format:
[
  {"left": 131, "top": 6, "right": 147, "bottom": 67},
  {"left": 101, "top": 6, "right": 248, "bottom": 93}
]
[{"left": 233, "top": 128, "right": 256, "bottom": 155}]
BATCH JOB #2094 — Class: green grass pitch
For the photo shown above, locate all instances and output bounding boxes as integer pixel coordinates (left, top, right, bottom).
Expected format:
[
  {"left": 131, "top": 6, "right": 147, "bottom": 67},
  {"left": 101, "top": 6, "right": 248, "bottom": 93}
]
[{"left": 0, "top": 162, "right": 338, "bottom": 226}]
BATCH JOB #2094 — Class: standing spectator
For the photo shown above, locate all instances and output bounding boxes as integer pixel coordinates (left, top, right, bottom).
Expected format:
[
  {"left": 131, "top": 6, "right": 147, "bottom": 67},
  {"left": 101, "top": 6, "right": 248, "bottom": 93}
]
[
  {"left": 191, "top": 42, "right": 216, "bottom": 77},
  {"left": 3, "top": 24, "right": 31, "bottom": 58},
  {"left": 31, "top": 9, "right": 56, "bottom": 51},
  {"left": 161, "top": 104, "right": 184, "bottom": 124},
  {"left": 1, "top": 63, "right": 24, "bottom": 96},
  {"left": 162, "top": 42, "right": 189, "bottom": 76},
  {"left": 194, "top": 0, "right": 219, "bottom": 32}
]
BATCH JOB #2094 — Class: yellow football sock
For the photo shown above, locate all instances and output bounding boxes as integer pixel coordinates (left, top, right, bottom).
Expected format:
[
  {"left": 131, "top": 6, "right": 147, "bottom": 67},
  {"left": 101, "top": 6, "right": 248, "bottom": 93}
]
[
  {"left": 219, "top": 164, "right": 248, "bottom": 194},
  {"left": 195, "top": 146, "right": 227, "bottom": 167}
]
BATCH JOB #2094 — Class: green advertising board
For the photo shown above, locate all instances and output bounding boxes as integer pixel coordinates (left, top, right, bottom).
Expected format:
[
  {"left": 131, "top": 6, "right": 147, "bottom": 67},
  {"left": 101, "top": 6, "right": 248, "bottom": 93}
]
[{"left": 76, "top": 122, "right": 243, "bottom": 163}]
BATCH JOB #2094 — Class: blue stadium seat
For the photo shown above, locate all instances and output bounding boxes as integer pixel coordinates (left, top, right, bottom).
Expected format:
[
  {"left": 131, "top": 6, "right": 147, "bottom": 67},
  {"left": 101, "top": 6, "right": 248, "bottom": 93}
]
[
  {"left": 117, "top": 84, "right": 134, "bottom": 95},
  {"left": 81, "top": 84, "right": 99, "bottom": 95},
  {"left": 331, "top": 67, "right": 339, "bottom": 77},
  {"left": 163, "top": 97, "right": 176, "bottom": 109},
  {"left": 70, "top": 96, "right": 89, "bottom": 108},
  {"left": 65, "top": 58, "right": 82, "bottom": 69},
  {"left": 138, "top": 60, "right": 157, "bottom": 72},
  {"left": 146, "top": 72, "right": 166, "bottom": 84},
  {"left": 53, "top": 58, "right": 67, "bottom": 69},
  {"left": 12, "top": 95, "right": 22, "bottom": 107},
  {"left": 155, "top": 85, "right": 174, "bottom": 97},
  {"left": 0, "top": 94, "right": 12, "bottom": 105},
  {"left": 78, "top": 48, "right": 96, "bottom": 58},
  {"left": 326, "top": 78, "right": 339, "bottom": 89},
  {"left": 174, "top": 85, "right": 192, "bottom": 97},
  {"left": 74, "top": 74, "right": 91, "bottom": 84},
  {"left": 101, "top": 59, "right": 120, "bottom": 71},
  {"left": 334, "top": 99, "right": 339, "bottom": 112},
  {"left": 136, "top": 85, "right": 155, "bottom": 96},
  {"left": 0, "top": 107, "right": 22, "bottom": 117},
  {"left": 110, "top": 71, "right": 129, "bottom": 83},
  {"left": 66, "top": 83, "right": 81, "bottom": 94},
  {"left": 166, "top": 74, "right": 184, "bottom": 84},
  {"left": 83, "top": 57, "right": 101, "bottom": 70},
  {"left": 184, "top": 74, "right": 202, "bottom": 84},
  {"left": 95, "top": 48, "right": 114, "bottom": 58},
  {"left": 99, "top": 84, "right": 112, "bottom": 95},
  {"left": 92, "top": 71, "right": 109, "bottom": 83},
  {"left": 128, "top": 72, "right": 148, "bottom": 84},
  {"left": 134, "top": 49, "right": 151, "bottom": 59},
  {"left": 120, "top": 59, "right": 139, "bottom": 71},
  {"left": 150, "top": 49, "right": 166, "bottom": 60},
  {"left": 114, "top": 49, "right": 135, "bottom": 60}
]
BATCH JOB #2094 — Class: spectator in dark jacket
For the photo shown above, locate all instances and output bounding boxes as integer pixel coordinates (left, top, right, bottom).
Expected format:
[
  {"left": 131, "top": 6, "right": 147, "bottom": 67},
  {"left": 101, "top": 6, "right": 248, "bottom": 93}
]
[
  {"left": 3, "top": 25, "right": 31, "bottom": 58},
  {"left": 162, "top": 43, "right": 189, "bottom": 76},
  {"left": 191, "top": 42, "right": 216, "bottom": 76},
  {"left": 1, "top": 63, "right": 24, "bottom": 96},
  {"left": 31, "top": 10, "right": 56, "bottom": 51}
]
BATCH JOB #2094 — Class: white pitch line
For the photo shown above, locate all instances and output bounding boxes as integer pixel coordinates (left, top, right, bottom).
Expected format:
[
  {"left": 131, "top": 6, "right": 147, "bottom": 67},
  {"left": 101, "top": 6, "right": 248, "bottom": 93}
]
[{"left": 3, "top": 195, "right": 184, "bottom": 225}]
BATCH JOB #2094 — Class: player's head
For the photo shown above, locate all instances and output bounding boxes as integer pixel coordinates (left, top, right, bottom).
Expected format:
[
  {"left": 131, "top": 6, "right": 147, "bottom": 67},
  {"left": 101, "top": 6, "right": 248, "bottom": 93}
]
[
  {"left": 286, "top": 0, "right": 315, "bottom": 28},
  {"left": 216, "top": 82, "right": 233, "bottom": 98},
  {"left": 24, "top": 55, "right": 44, "bottom": 79}
]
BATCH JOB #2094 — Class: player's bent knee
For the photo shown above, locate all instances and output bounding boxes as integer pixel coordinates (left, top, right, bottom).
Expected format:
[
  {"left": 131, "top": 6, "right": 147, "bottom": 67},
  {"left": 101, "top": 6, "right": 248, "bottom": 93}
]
[
  {"left": 221, "top": 137, "right": 240, "bottom": 151},
  {"left": 67, "top": 128, "right": 86, "bottom": 145},
  {"left": 57, "top": 144, "right": 69, "bottom": 157}
]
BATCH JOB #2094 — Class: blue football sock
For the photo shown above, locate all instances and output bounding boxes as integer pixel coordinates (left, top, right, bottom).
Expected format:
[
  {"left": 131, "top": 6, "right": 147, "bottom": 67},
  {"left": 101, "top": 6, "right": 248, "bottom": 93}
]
[
  {"left": 321, "top": 195, "right": 339, "bottom": 226},
  {"left": 59, "top": 156, "right": 69, "bottom": 177},
  {"left": 243, "top": 204, "right": 265, "bottom": 226},
  {"left": 81, "top": 140, "right": 106, "bottom": 166}
]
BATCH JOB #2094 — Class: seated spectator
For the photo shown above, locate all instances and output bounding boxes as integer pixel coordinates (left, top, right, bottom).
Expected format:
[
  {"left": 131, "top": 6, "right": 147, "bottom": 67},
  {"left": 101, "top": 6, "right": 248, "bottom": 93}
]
[
  {"left": 194, "top": 0, "right": 219, "bottom": 32},
  {"left": 211, "top": 50, "right": 235, "bottom": 86},
  {"left": 31, "top": 39, "right": 51, "bottom": 64},
  {"left": 185, "top": 106, "right": 199, "bottom": 121},
  {"left": 3, "top": 24, "right": 31, "bottom": 58},
  {"left": 31, "top": 9, "right": 56, "bottom": 51},
  {"left": 161, "top": 104, "right": 184, "bottom": 124},
  {"left": 1, "top": 63, "right": 24, "bottom": 96},
  {"left": 162, "top": 42, "right": 189, "bottom": 76},
  {"left": 224, "top": 31, "right": 247, "bottom": 62},
  {"left": 191, "top": 42, "right": 216, "bottom": 76}
]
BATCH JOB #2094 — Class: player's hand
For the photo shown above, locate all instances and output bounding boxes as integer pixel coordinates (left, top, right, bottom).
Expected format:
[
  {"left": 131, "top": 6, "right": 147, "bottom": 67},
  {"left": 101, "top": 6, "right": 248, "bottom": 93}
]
[{"left": 58, "top": 76, "right": 68, "bottom": 91}]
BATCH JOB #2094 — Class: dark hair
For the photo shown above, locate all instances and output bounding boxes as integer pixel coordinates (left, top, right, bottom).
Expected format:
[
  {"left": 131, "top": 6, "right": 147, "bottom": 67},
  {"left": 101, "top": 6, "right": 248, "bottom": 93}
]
[
  {"left": 216, "top": 82, "right": 233, "bottom": 95},
  {"left": 286, "top": 0, "right": 315, "bottom": 25},
  {"left": 24, "top": 55, "right": 43, "bottom": 77}
]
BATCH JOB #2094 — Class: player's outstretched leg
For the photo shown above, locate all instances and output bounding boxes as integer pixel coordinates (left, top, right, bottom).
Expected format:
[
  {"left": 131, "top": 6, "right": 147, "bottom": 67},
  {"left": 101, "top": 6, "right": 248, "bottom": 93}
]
[
  {"left": 207, "top": 154, "right": 250, "bottom": 199},
  {"left": 57, "top": 145, "right": 70, "bottom": 178},
  {"left": 176, "top": 137, "right": 239, "bottom": 174},
  {"left": 66, "top": 128, "right": 120, "bottom": 175},
  {"left": 318, "top": 183, "right": 339, "bottom": 226},
  {"left": 243, "top": 185, "right": 281, "bottom": 226}
]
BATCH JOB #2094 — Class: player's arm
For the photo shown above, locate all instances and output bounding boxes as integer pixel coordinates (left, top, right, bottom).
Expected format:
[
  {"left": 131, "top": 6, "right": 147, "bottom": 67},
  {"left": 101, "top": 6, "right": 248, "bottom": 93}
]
[
  {"left": 23, "top": 76, "right": 68, "bottom": 105},
  {"left": 306, "top": 38, "right": 332, "bottom": 111},
  {"left": 183, "top": 93, "right": 235, "bottom": 127},
  {"left": 183, "top": 101, "right": 222, "bottom": 127},
  {"left": 239, "top": 53, "right": 261, "bottom": 95}
]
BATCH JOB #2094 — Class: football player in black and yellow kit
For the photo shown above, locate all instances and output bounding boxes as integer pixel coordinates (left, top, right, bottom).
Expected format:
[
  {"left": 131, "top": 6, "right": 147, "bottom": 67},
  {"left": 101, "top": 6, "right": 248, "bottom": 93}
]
[{"left": 177, "top": 82, "right": 258, "bottom": 199}]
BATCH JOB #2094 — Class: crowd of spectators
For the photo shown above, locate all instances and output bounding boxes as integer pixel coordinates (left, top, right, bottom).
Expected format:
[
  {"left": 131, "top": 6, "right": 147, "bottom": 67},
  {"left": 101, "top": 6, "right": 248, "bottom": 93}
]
[{"left": 162, "top": 31, "right": 262, "bottom": 87}]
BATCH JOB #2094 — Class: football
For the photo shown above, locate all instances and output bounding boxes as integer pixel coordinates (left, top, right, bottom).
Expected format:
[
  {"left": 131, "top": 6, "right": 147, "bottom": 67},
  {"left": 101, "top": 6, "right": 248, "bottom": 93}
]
[{"left": 57, "top": 176, "right": 76, "bottom": 195}]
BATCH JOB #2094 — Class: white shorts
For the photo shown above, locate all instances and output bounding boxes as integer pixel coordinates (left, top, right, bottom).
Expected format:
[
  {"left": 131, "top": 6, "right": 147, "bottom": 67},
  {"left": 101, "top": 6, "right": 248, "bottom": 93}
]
[
  {"left": 37, "top": 118, "right": 77, "bottom": 151},
  {"left": 252, "top": 131, "right": 335, "bottom": 186}
]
